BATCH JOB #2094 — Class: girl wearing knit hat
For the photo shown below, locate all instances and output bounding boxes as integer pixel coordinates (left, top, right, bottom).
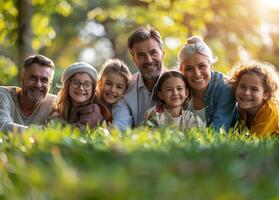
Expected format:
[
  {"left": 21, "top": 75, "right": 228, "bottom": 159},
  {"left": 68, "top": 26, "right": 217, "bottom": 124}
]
[{"left": 51, "top": 62, "right": 108, "bottom": 131}]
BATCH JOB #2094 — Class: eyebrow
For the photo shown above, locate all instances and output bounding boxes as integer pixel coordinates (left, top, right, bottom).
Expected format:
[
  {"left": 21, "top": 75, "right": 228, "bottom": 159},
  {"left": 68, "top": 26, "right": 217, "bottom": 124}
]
[{"left": 184, "top": 61, "right": 207, "bottom": 67}]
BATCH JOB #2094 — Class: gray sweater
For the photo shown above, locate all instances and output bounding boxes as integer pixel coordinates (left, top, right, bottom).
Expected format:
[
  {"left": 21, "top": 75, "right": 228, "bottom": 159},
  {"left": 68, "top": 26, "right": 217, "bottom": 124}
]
[{"left": 0, "top": 86, "right": 56, "bottom": 133}]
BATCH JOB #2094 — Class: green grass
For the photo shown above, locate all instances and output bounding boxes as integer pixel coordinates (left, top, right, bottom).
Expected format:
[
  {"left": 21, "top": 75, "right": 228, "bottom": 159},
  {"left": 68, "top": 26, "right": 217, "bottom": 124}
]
[{"left": 0, "top": 125, "right": 279, "bottom": 200}]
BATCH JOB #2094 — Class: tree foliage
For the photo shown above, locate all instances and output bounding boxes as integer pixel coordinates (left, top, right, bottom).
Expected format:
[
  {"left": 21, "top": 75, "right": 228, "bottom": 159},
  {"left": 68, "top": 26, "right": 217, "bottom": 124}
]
[{"left": 0, "top": 0, "right": 278, "bottom": 85}]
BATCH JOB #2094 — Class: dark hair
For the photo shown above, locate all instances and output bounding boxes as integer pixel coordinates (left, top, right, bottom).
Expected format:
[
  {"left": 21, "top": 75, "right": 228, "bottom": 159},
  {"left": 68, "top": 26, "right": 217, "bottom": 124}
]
[
  {"left": 155, "top": 71, "right": 189, "bottom": 105},
  {"left": 128, "top": 25, "right": 163, "bottom": 54},
  {"left": 23, "top": 54, "right": 55, "bottom": 70}
]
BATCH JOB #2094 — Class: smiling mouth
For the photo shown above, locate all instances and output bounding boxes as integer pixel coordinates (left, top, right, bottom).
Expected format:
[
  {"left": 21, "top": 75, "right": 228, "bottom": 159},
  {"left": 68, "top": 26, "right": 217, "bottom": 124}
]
[
  {"left": 192, "top": 77, "right": 205, "bottom": 83},
  {"left": 144, "top": 67, "right": 156, "bottom": 71},
  {"left": 74, "top": 92, "right": 87, "bottom": 96},
  {"left": 239, "top": 97, "right": 253, "bottom": 102},
  {"left": 106, "top": 93, "right": 117, "bottom": 98},
  {"left": 31, "top": 89, "right": 43, "bottom": 95}
]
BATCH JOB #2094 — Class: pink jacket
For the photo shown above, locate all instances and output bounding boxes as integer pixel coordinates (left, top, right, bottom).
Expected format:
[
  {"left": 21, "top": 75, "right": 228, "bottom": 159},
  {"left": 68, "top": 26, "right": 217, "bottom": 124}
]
[{"left": 68, "top": 103, "right": 104, "bottom": 130}]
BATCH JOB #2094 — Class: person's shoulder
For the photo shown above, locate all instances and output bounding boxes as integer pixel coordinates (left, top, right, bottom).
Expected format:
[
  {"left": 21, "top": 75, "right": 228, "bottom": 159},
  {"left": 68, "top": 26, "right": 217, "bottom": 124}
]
[
  {"left": 182, "top": 109, "right": 199, "bottom": 118},
  {"left": 261, "top": 101, "right": 279, "bottom": 116},
  {"left": 211, "top": 71, "right": 226, "bottom": 84},
  {"left": 122, "top": 72, "right": 140, "bottom": 99},
  {"left": 126, "top": 73, "right": 139, "bottom": 90},
  {"left": 266, "top": 100, "right": 279, "bottom": 109},
  {"left": 0, "top": 86, "right": 19, "bottom": 102},
  {"left": 92, "top": 103, "right": 102, "bottom": 113},
  {"left": 42, "top": 93, "right": 57, "bottom": 106},
  {"left": 210, "top": 71, "right": 233, "bottom": 92},
  {"left": 146, "top": 105, "right": 163, "bottom": 117},
  {"left": 45, "top": 93, "right": 56, "bottom": 100},
  {"left": 0, "top": 86, "right": 16, "bottom": 94},
  {"left": 252, "top": 101, "right": 278, "bottom": 126},
  {"left": 182, "top": 109, "right": 205, "bottom": 126}
]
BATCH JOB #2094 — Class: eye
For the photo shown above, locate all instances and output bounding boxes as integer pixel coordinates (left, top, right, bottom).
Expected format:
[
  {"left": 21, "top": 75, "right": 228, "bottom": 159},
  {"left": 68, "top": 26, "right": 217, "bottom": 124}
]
[
  {"left": 150, "top": 50, "right": 159, "bottom": 56},
  {"left": 104, "top": 81, "right": 112, "bottom": 86},
  {"left": 30, "top": 75, "right": 37, "bottom": 81},
  {"left": 199, "top": 64, "right": 207, "bottom": 69},
  {"left": 84, "top": 82, "right": 92, "bottom": 87},
  {"left": 71, "top": 80, "right": 80, "bottom": 87},
  {"left": 137, "top": 52, "right": 145, "bottom": 57},
  {"left": 41, "top": 78, "right": 49, "bottom": 84},
  {"left": 184, "top": 66, "right": 193, "bottom": 72},
  {"left": 177, "top": 87, "right": 184, "bottom": 91},
  {"left": 117, "top": 85, "right": 124, "bottom": 90},
  {"left": 251, "top": 88, "right": 259, "bottom": 91}
]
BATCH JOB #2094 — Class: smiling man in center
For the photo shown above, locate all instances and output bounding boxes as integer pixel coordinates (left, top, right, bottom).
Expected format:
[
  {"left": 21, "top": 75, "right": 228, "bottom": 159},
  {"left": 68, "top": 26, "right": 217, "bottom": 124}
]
[{"left": 112, "top": 25, "right": 165, "bottom": 131}]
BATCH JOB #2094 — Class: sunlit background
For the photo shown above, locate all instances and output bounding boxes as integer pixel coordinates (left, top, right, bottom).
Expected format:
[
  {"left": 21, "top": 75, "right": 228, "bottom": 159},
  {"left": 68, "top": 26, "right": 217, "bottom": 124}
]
[{"left": 0, "top": 0, "right": 278, "bottom": 90}]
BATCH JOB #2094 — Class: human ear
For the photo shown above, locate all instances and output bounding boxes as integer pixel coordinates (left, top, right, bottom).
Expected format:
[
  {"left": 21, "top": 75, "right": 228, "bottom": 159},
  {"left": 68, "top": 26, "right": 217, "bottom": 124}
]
[
  {"left": 263, "top": 93, "right": 269, "bottom": 101},
  {"left": 210, "top": 64, "right": 214, "bottom": 71},
  {"left": 19, "top": 69, "right": 25, "bottom": 82}
]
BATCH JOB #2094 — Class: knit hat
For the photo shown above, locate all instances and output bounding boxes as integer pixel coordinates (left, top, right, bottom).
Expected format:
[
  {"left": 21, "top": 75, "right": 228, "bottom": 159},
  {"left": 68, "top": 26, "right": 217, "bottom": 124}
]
[{"left": 62, "top": 62, "right": 98, "bottom": 85}]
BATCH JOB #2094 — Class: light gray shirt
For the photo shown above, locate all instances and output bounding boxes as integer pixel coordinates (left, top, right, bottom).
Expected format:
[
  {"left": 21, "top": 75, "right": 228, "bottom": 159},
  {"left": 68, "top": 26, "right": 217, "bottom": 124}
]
[
  {"left": 145, "top": 106, "right": 205, "bottom": 130},
  {"left": 111, "top": 72, "right": 157, "bottom": 131},
  {"left": 0, "top": 86, "right": 56, "bottom": 133},
  {"left": 188, "top": 97, "right": 206, "bottom": 123}
]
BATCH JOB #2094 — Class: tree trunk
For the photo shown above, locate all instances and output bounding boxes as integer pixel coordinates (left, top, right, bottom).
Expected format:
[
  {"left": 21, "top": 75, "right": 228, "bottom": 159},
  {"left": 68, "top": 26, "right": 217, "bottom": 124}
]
[{"left": 17, "top": 0, "right": 33, "bottom": 79}]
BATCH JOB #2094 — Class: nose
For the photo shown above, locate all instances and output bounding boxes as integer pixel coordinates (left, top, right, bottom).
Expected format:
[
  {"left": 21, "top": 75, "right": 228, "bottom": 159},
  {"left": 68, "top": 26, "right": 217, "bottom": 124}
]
[
  {"left": 193, "top": 68, "right": 201, "bottom": 76},
  {"left": 35, "top": 79, "right": 42, "bottom": 87},
  {"left": 173, "top": 88, "right": 178, "bottom": 95},
  {"left": 243, "top": 88, "right": 250, "bottom": 95},
  {"left": 109, "top": 85, "right": 117, "bottom": 93},
  {"left": 145, "top": 54, "right": 152, "bottom": 63},
  {"left": 76, "top": 83, "right": 86, "bottom": 91}
]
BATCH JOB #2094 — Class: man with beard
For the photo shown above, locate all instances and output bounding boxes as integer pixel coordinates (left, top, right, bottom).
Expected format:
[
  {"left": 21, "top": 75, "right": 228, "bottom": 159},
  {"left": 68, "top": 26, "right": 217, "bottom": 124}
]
[
  {"left": 112, "top": 25, "right": 165, "bottom": 131},
  {"left": 0, "top": 55, "right": 56, "bottom": 133}
]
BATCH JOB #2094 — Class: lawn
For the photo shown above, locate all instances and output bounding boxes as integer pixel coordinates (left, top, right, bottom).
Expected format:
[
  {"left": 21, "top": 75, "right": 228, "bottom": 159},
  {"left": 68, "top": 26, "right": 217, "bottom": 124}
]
[{"left": 0, "top": 125, "right": 278, "bottom": 200}]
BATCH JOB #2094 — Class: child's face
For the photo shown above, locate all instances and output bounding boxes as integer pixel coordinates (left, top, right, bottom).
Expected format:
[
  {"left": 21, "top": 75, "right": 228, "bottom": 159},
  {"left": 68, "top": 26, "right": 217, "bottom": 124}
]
[
  {"left": 235, "top": 72, "right": 269, "bottom": 114},
  {"left": 101, "top": 73, "right": 126, "bottom": 105},
  {"left": 158, "top": 77, "right": 189, "bottom": 110},
  {"left": 69, "top": 72, "right": 94, "bottom": 107}
]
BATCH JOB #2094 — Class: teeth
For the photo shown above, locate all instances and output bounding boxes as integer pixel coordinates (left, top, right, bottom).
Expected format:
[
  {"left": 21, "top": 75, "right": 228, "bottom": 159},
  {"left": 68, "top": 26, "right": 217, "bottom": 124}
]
[
  {"left": 32, "top": 90, "right": 42, "bottom": 94},
  {"left": 239, "top": 97, "right": 252, "bottom": 102},
  {"left": 106, "top": 93, "right": 116, "bottom": 98},
  {"left": 75, "top": 92, "right": 86, "bottom": 96},
  {"left": 193, "top": 78, "right": 204, "bottom": 83}
]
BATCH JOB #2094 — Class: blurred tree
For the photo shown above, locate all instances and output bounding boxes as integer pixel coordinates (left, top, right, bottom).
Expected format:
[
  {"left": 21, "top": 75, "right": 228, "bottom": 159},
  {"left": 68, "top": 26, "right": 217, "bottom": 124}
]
[
  {"left": 0, "top": 0, "right": 75, "bottom": 84},
  {"left": 0, "top": 0, "right": 278, "bottom": 86},
  {"left": 17, "top": 0, "right": 33, "bottom": 71}
]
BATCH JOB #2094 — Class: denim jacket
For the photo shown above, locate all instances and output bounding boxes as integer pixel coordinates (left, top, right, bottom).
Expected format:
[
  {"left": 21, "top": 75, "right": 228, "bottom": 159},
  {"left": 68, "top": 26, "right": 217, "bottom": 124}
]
[{"left": 202, "top": 71, "right": 236, "bottom": 132}]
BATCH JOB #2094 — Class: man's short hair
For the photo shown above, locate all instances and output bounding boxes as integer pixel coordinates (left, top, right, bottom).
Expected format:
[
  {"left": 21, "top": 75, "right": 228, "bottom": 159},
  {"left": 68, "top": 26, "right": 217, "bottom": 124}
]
[
  {"left": 23, "top": 55, "right": 55, "bottom": 70},
  {"left": 128, "top": 25, "right": 163, "bottom": 54}
]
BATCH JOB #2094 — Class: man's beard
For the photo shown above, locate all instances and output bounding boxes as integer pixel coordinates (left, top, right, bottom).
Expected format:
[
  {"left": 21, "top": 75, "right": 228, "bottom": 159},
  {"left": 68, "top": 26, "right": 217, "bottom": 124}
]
[
  {"left": 21, "top": 83, "right": 46, "bottom": 103},
  {"left": 141, "top": 61, "right": 162, "bottom": 81}
]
